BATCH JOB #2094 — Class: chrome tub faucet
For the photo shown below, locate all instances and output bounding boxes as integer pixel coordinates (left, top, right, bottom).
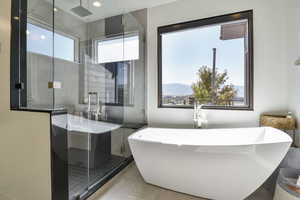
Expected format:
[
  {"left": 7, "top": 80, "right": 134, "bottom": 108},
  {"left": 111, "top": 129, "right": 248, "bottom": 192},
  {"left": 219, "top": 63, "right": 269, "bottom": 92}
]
[
  {"left": 87, "top": 92, "right": 104, "bottom": 120},
  {"left": 193, "top": 102, "right": 208, "bottom": 128}
]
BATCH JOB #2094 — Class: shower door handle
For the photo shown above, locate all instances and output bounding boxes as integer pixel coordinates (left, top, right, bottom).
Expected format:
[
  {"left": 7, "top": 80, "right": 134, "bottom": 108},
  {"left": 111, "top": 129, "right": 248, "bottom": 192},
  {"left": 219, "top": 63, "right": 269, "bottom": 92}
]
[
  {"left": 48, "top": 81, "right": 62, "bottom": 89},
  {"left": 15, "top": 82, "right": 24, "bottom": 90}
]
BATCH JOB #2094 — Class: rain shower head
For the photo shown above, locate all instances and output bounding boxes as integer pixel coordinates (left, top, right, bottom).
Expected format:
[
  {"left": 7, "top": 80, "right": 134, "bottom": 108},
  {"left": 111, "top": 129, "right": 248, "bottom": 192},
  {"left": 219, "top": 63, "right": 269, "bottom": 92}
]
[{"left": 71, "top": 0, "right": 92, "bottom": 17}]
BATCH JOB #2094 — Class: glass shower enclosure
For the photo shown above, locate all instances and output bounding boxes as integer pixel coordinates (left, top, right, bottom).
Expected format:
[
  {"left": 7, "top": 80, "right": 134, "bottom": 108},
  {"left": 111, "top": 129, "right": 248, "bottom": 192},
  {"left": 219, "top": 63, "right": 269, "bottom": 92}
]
[{"left": 23, "top": 0, "right": 146, "bottom": 199}]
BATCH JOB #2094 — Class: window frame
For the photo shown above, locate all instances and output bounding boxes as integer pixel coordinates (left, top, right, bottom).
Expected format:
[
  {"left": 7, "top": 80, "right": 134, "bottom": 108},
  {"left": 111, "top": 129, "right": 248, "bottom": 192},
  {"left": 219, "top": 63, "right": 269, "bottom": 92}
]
[
  {"left": 88, "top": 33, "right": 138, "bottom": 107},
  {"left": 95, "top": 32, "right": 140, "bottom": 64},
  {"left": 100, "top": 61, "right": 135, "bottom": 107},
  {"left": 157, "top": 10, "right": 254, "bottom": 110},
  {"left": 27, "top": 17, "right": 80, "bottom": 63}
]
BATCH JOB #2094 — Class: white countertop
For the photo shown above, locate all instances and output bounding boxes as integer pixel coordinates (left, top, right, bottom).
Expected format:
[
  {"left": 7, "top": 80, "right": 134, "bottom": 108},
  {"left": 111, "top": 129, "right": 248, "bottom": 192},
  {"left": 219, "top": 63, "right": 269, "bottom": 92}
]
[{"left": 52, "top": 114, "right": 122, "bottom": 134}]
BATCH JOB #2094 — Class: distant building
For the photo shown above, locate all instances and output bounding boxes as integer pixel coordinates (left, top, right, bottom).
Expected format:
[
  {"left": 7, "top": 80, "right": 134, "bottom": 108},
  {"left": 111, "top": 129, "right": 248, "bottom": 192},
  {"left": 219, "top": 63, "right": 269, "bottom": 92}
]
[{"left": 187, "top": 96, "right": 195, "bottom": 105}]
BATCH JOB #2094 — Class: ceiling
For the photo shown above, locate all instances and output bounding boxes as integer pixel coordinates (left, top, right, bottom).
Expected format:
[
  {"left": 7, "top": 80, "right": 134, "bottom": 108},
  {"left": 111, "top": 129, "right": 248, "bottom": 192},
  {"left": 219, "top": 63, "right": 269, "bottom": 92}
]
[{"left": 52, "top": 0, "right": 178, "bottom": 22}]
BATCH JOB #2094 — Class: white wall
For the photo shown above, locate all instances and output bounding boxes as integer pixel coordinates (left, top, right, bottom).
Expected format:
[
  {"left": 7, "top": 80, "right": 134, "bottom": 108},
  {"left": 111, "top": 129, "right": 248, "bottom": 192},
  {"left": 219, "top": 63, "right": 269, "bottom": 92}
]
[
  {"left": 286, "top": 0, "right": 300, "bottom": 146},
  {"left": 147, "top": 0, "right": 289, "bottom": 128},
  {"left": 0, "top": 1, "right": 52, "bottom": 200}
]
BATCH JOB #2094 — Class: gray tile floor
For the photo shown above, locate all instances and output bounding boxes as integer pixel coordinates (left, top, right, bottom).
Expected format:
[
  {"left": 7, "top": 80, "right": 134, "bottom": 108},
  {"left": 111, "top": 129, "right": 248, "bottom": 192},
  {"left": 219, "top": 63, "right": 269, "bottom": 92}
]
[
  {"left": 69, "top": 156, "right": 124, "bottom": 200},
  {"left": 88, "top": 163, "right": 273, "bottom": 200}
]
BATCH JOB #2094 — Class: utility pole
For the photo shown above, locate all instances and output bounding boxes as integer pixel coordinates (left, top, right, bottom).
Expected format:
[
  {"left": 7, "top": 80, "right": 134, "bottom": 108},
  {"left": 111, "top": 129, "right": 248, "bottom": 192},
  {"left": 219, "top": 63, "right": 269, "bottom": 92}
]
[{"left": 212, "top": 48, "right": 216, "bottom": 104}]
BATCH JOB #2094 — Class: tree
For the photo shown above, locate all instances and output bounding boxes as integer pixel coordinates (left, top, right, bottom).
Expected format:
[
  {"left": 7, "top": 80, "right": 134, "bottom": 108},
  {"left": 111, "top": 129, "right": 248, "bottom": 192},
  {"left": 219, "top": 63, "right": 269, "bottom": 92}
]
[{"left": 192, "top": 66, "right": 237, "bottom": 106}]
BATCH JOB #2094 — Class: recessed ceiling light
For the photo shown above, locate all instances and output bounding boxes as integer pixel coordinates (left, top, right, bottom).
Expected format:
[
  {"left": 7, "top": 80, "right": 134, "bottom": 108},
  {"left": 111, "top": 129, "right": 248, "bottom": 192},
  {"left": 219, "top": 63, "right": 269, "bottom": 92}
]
[
  {"left": 93, "top": 1, "right": 101, "bottom": 7},
  {"left": 40, "top": 35, "right": 46, "bottom": 40},
  {"left": 54, "top": 7, "right": 58, "bottom": 12}
]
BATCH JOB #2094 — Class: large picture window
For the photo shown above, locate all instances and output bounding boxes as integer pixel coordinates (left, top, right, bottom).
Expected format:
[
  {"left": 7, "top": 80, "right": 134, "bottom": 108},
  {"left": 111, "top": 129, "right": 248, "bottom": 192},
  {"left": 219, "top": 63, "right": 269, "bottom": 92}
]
[
  {"left": 158, "top": 10, "right": 253, "bottom": 110},
  {"left": 27, "top": 23, "right": 76, "bottom": 62},
  {"left": 82, "top": 34, "right": 138, "bottom": 106},
  {"left": 97, "top": 35, "right": 139, "bottom": 64}
]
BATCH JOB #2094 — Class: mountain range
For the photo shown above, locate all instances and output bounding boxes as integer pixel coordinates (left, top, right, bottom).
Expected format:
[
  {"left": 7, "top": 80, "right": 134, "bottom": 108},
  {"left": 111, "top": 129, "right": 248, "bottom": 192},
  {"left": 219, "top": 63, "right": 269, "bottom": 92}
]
[{"left": 163, "top": 83, "right": 244, "bottom": 97}]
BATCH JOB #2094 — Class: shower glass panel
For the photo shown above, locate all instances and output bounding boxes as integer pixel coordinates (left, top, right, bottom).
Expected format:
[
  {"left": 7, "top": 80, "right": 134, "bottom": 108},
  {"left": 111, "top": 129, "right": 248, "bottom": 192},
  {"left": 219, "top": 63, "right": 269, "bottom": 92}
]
[
  {"left": 51, "top": 1, "right": 132, "bottom": 199},
  {"left": 26, "top": 0, "right": 55, "bottom": 109},
  {"left": 52, "top": 1, "right": 95, "bottom": 199},
  {"left": 18, "top": 0, "right": 146, "bottom": 199},
  {"left": 122, "top": 12, "right": 147, "bottom": 158},
  {"left": 84, "top": 14, "right": 127, "bottom": 189}
]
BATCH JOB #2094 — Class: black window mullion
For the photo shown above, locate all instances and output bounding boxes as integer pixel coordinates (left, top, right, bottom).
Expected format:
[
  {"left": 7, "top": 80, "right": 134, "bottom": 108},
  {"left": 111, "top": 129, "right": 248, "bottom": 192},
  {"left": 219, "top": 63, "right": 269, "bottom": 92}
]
[{"left": 157, "top": 10, "right": 254, "bottom": 111}]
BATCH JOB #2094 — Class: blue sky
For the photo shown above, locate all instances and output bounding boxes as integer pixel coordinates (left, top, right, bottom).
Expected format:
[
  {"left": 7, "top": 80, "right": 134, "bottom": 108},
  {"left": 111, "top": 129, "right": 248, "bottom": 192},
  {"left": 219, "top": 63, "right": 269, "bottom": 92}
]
[
  {"left": 162, "top": 25, "right": 245, "bottom": 86},
  {"left": 27, "top": 23, "right": 74, "bottom": 62}
]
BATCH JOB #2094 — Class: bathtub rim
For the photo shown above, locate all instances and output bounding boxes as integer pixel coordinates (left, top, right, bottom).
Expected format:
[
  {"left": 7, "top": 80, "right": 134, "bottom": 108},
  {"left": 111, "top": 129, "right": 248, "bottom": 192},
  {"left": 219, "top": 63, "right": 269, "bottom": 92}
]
[{"left": 128, "top": 126, "right": 292, "bottom": 147}]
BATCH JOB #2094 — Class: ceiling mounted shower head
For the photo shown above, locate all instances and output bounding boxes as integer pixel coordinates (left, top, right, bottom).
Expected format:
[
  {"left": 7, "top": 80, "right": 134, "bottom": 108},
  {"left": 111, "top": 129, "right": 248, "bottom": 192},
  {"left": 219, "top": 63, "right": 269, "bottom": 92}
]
[{"left": 71, "top": 0, "right": 93, "bottom": 17}]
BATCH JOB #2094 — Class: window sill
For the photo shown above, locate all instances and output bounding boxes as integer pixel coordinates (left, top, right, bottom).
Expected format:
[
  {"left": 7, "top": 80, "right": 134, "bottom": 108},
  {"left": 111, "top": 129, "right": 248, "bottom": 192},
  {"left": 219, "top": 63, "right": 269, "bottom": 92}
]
[{"left": 158, "top": 105, "right": 254, "bottom": 111}]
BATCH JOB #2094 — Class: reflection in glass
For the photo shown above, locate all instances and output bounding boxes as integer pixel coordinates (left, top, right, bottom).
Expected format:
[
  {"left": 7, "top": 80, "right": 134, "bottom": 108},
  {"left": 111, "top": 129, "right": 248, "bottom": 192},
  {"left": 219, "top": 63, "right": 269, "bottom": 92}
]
[
  {"left": 97, "top": 35, "right": 139, "bottom": 64},
  {"left": 27, "top": 23, "right": 75, "bottom": 62},
  {"left": 25, "top": 0, "right": 146, "bottom": 199},
  {"left": 26, "top": 0, "right": 54, "bottom": 109}
]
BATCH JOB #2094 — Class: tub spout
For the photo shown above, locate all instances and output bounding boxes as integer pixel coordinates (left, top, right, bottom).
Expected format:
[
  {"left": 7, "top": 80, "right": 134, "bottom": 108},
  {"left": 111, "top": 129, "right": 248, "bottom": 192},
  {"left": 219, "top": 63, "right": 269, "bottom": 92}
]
[{"left": 193, "top": 102, "right": 208, "bottom": 128}]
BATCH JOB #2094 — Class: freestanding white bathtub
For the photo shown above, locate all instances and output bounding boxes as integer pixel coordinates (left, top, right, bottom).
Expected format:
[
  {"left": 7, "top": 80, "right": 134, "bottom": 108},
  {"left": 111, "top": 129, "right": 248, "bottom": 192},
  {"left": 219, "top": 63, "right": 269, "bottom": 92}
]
[{"left": 128, "top": 127, "right": 292, "bottom": 200}]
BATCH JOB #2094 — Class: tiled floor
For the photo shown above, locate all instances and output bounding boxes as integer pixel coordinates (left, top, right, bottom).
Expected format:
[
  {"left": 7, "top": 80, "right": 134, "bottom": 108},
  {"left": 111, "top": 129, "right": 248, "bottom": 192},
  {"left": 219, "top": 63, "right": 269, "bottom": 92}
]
[
  {"left": 69, "top": 155, "right": 124, "bottom": 200},
  {"left": 88, "top": 163, "right": 273, "bottom": 200}
]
